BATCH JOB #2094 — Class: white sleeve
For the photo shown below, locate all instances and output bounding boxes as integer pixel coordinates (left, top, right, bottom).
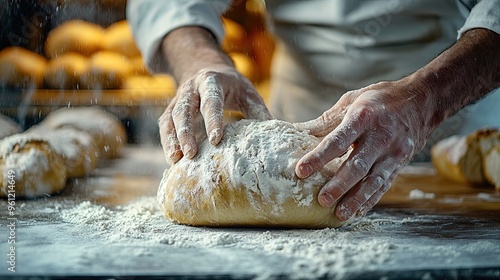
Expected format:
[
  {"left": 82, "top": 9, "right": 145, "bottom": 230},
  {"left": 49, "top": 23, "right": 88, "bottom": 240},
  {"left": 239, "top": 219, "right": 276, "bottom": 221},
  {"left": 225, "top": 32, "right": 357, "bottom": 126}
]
[
  {"left": 126, "top": 0, "right": 231, "bottom": 73},
  {"left": 457, "top": 0, "right": 500, "bottom": 38}
]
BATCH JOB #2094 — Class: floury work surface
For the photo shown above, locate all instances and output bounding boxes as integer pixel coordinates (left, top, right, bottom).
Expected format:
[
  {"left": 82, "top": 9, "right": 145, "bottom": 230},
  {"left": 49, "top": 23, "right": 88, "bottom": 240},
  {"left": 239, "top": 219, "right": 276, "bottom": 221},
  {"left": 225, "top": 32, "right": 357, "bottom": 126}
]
[{"left": 0, "top": 146, "right": 499, "bottom": 280}]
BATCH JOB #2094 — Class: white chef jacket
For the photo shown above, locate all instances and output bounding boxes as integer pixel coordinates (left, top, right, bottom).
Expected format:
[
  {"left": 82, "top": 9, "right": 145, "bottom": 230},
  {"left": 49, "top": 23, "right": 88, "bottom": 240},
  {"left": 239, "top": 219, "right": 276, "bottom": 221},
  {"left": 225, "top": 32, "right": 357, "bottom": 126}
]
[{"left": 127, "top": 0, "right": 500, "bottom": 159}]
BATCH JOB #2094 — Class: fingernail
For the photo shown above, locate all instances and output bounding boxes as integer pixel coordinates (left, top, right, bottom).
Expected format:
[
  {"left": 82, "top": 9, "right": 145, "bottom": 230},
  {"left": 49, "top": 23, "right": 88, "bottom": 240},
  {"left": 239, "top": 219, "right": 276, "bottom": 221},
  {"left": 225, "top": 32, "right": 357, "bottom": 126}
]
[
  {"left": 209, "top": 129, "right": 220, "bottom": 145},
  {"left": 336, "top": 203, "right": 351, "bottom": 221},
  {"left": 297, "top": 163, "right": 313, "bottom": 178},
  {"left": 183, "top": 144, "right": 195, "bottom": 158},
  {"left": 319, "top": 192, "right": 336, "bottom": 208}
]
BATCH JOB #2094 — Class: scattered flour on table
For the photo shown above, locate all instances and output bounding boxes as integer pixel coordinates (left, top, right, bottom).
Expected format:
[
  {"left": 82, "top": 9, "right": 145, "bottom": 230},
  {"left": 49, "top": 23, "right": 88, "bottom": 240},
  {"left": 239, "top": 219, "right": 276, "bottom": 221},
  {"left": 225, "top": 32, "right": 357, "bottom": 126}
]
[
  {"left": 60, "top": 197, "right": 395, "bottom": 279},
  {"left": 408, "top": 189, "right": 435, "bottom": 200}
]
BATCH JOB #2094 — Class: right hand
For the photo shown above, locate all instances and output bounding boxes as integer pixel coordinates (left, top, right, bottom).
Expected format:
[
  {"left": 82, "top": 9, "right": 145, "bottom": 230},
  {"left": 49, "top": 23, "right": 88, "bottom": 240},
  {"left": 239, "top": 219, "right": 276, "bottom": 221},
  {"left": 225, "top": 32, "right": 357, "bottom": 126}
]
[{"left": 159, "top": 65, "right": 271, "bottom": 164}]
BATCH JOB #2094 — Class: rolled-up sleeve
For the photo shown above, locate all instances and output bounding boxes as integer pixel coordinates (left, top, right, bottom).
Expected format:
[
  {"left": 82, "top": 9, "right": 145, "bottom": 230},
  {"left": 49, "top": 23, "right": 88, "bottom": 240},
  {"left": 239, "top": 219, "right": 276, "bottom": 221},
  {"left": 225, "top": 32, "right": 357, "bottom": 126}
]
[
  {"left": 127, "top": 0, "right": 231, "bottom": 73},
  {"left": 457, "top": 0, "right": 500, "bottom": 38}
]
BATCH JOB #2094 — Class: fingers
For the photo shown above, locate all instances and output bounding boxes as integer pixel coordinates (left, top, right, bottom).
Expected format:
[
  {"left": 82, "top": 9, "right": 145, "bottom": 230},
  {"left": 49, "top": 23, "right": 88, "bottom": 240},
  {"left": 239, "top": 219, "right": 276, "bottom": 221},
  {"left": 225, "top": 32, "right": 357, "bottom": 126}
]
[
  {"left": 316, "top": 134, "right": 384, "bottom": 207},
  {"left": 199, "top": 76, "right": 225, "bottom": 145},
  {"left": 172, "top": 81, "right": 201, "bottom": 159},
  {"left": 333, "top": 158, "right": 399, "bottom": 221},
  {"left": 158, "top": 97, "right": 183, "bottom": 164},
  {"left": 240, "top": 89, "right": 272, "bottom": 121},
  {"left": 295, "top": 109, "right": 367, "bottom": 179},
  {"left": 294, "top": 91, "right": 355, "bottom": 136},
  {"left": 357, "top": 172, "right": 399, "bottom": 217}
]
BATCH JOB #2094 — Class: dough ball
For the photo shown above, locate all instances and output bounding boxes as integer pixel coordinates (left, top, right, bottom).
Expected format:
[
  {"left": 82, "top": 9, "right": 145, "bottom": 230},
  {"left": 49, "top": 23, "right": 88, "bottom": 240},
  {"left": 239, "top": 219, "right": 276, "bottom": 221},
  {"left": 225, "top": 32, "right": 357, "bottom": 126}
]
[
  {"left": 40, "top": 106, "right": 127, "bottom": 159},
  {"left": 102, "top": 20, "right": 141, "bottom": 57},
  {"left": 158, "top": 119, "right": 350, "bottom": 228},
  {"left": 44, "top": 52, "right": 89, "bottom": 89},
  {"left": 0, "top": 134, "right": 67, "bottom": 198},
  {"left": 0, "top": 115, "right": 22, "bottom": 140},
  {"left": 80, "top": 51, "right": 132, "bottom": 89},
  {"left": 121, "top": 74, "right": 176, "bottom": 98},
  {"left": 0, "top": 47, "right": 47, "bottom": 88},
  {"left": 26, "top": 127, "right": 99, "bottom": 178},
  {"left": 44, "top": 20, "right": 104, "bottom": 58}
]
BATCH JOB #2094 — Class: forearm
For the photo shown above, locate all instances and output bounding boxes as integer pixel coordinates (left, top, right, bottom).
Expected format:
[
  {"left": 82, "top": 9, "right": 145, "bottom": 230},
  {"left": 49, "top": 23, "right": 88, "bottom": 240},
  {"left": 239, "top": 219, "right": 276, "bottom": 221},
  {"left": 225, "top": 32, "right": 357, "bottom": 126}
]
[
  {"left": 409, "top": 28, "right": 500, "bottom": 133},
  {"left": 161, "top": 26, "right": 234, "bottom": 84}
]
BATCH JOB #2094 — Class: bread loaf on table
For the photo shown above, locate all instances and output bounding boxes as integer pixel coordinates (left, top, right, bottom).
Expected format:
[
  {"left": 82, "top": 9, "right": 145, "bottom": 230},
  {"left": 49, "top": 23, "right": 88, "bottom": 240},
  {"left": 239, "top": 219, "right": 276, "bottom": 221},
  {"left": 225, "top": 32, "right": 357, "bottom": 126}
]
[
  {"left": 25, "top": 127, "right": 100, "bottom": 178},
  {"left": 0, "top": 115, "right": 22, "bottom": 140},
  {"left": 0, "top": 134, "right": 67, "bottom": 198},
  {"left": 484, "top": 146, "right": 500, "bottom": 189},
  {"left": 39, "top": 107, "right": 127, "bottom": 159},
  {"left": 431, "top": 128, "right": 500, "bottom": 187}
]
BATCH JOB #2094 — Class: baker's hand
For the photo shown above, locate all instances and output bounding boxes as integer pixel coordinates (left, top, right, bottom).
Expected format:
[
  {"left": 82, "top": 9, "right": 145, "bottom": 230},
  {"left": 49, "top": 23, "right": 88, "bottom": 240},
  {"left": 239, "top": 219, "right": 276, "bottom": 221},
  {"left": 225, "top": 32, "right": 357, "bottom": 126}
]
[
  {"left": 294, "top": 79, "right": 433, "bottom": 221},
  {"left": 159, "top": 65, "right": 271, "bottom": 164}
]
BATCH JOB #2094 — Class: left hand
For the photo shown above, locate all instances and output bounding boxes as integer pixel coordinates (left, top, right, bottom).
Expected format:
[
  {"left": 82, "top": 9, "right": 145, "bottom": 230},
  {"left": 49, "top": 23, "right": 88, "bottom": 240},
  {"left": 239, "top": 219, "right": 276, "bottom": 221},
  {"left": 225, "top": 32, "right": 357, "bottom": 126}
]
[{"left": 295, "top": 79, "right": 433, "bottom": 221}]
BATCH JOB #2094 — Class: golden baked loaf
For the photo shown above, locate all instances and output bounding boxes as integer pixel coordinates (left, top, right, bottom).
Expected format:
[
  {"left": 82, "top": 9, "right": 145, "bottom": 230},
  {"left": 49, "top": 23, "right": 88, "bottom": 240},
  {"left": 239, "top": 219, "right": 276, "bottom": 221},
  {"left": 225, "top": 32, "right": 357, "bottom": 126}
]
[
  {"left": 0, "top": 47, "right": 47, "bottom": 88},
  {"left": 221, "top": 17, "right": 246, "bottom": 53},
  {"left": 44, "top": 20, "right": 104, "bottom": 58},
  {"left": 158, "top": 119, "right": 351, "bottom": 228},
  {"left": 431, "top": 128, "right": 500, "bottom": 186},
  {"left": 229, "top": 52, "right": 259, "bottom": 82},
  {"left": 79, "top": 51, "right": 132, "bottom": 89},
  {"left": 0, "top": 115, "right": 22, "bottom": 140},
  {"left": 121, "top": 74, "right": 176, "bottom": 98},
  {"left": 0, "top": 134, "right": 67, "bottom": 198},
  {"left": 102, "top": 20, "right": 141, "bottom": 57},
  {"left": 44, "top": 52, "right": 89, "bottom": 89},
  {"left": 129, "top": 56, "right": 150, "bottom": 76},
  {"left": 39, "top": 106, "right": 127, "bottom": 159},
  {"left": 26, "top": 127, "right": 99, "bottom": 178}
]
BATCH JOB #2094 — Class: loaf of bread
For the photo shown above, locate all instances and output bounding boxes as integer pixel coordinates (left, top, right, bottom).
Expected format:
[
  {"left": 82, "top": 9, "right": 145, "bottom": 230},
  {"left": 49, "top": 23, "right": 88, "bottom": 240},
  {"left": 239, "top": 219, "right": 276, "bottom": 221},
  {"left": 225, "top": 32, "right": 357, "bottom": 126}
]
[
  {"left": 102, "top": 20, "right": 141, "bottom": 57},
  {"left": 121, "top": 74, "right": 176, "bottom": 98},
  {"left": 431, "top": 128, "right": 500, "bottom": 187},
  {"left": 79, "top": 51, "right": 132, "bottom": 89},
  {"left": 484, "top": 146, "right": 500, "bottom": 189},
  {"left": 158, "top": 119, "right": 351, "bottom": 228},
  {"left": 0, "top": 134, "right": 67, "bottom": 198},
  {"left": 44, "top": 52, "right": 89, "bottom": 89},
  {"left": 129, "top": 56, "right": 150, "bottom": 76},
  {"left": 44, "top": 20, "right": 104, "bottom": 58},
  {"left": 0, "top": 47, "right": 47, "bottom": 88},
  {"left": 221, "top": 17, "right": 246, "bottom": 53},
  {"left": 39, "top": 106, "right": 127, "bottom": 159},
  {"left": 0, "top": 115, "right": 22, "bottom": 140},
  {"left": 26, "top": 127, "right": 99, "bottom": 178}
]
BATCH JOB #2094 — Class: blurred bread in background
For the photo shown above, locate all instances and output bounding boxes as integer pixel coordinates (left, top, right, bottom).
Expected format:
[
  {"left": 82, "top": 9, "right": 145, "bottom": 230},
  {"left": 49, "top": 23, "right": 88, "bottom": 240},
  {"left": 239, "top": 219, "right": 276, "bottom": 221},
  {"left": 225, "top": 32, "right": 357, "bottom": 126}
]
[
  {"left": 44, "top": 20, "right": 104, "bottom": 58},
  {"left": 0, "top": 114, "right": 22, "bottom": 140},
  {"left": 431, "top": 128, "right": 500, "bottom": 189},
  {"left": 44, "top": 52, "right": 89, "bottom": 89},
  {"left": 0, "top": 47, "right": 47, "bottom": 88},
  {"left": 80, "top": 51, "right": 132, "bottom": 90},
  {"left": 121, "top": 74, "right": 176, "bottom": 98},
  {"left": 102, "top": 20, "right": 141, "bottom": 57}
]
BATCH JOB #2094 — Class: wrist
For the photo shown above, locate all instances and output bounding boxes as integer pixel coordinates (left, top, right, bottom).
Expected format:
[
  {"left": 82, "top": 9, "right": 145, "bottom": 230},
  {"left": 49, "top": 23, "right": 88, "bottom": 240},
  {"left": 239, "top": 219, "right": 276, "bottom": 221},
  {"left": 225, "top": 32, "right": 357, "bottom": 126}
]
[
  {"left": 403, "top": 28, "right": 500, "bottom": 135},
  {"left": 161, "top": 26, "right": 234, "bottom": 84}
]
